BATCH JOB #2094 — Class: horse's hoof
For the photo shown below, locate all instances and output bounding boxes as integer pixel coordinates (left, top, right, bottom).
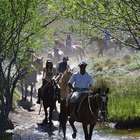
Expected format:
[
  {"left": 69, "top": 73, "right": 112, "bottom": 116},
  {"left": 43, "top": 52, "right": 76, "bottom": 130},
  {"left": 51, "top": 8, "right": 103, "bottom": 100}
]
[
  {"left": 42, "top": 119, "right": 48, "bottom": 124},
  {"left": 72, "top": 133, "right": 76, "bottom": 139}
]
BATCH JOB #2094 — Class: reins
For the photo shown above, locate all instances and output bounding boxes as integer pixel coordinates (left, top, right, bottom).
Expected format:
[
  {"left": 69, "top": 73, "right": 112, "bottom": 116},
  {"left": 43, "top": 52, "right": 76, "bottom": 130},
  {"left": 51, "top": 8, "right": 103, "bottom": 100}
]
[{"left": 88, "top": 93, "right": 98, "bottom": 117}]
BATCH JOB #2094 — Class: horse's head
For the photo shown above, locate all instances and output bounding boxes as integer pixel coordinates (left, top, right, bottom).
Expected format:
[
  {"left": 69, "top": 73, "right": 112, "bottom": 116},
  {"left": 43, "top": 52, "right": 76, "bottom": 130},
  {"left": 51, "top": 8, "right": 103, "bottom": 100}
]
[
  {"left": 65, "top": 68, "right": 72, "bottom": 76},
  {"left": 48, "top": 52, "right": 53, "bottom": 59},
  {"left": 58, "top": 69, "right": 73, "bottom": 98},
  {"left": 96, "top": 87, "right": 109, "bottom": 121},
  {"left": 90, "top": 78, "right": 110, "bottom": 121},
  {"left": 88, "top": 86, "right": 109, "bottom": 121}
]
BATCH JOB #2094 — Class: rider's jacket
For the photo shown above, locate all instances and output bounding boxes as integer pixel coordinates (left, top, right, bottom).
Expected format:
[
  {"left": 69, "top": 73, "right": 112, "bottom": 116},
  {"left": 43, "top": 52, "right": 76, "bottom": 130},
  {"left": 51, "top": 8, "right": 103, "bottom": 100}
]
[
  {"left": 68, "top": 72, "right": 93, "bottom": 92},
  {"left": 57, "top": 61, "right": 69, "bottom": 74}
]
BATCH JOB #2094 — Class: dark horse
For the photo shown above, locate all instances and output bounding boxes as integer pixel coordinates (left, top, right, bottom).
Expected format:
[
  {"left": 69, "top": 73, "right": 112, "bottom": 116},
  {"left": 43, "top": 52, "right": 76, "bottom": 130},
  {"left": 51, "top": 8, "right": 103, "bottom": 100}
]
[
  {"left": 41, "top": 80, "right": 59, "bottom": 125},
  {"left": 59, "top": 88, "right": 109, "bottom": 140}
]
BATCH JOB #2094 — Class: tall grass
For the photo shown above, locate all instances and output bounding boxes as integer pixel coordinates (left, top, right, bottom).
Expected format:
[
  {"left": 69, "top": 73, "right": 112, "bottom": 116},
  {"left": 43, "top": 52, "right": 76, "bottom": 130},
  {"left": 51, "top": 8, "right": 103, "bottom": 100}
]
[
  {"left": 89, "top": 53, "right": 140, "bottom": 121},
  {"left": 108, "top": 76, "right": 140, "bottom": 121}
]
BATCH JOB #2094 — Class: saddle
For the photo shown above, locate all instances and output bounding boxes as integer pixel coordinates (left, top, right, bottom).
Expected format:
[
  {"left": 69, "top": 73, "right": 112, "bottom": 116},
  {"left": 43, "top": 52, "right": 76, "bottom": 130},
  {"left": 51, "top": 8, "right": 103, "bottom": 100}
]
[
  {"left": 68, "top": 92, "right": 88, "bottom": 119},
  {"left": 70, "top": 92, "right": 85, "bottom": 104}
]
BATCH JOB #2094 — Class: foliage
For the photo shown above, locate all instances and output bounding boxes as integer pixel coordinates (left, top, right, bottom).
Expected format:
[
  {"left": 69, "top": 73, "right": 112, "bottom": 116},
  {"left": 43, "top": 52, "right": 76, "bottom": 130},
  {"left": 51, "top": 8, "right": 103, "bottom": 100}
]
[
  {"left": 0, "top": 0, "right": 62, "bottom": 131},
  {"left": 108, "top": 76, "right": 140, "bottom": 121},
  {"left": 88, "top": 53, "right": 140, "bottom": 121},
  {"left": 50, "top": 0, "right": 140, "bottom": 49},
  {"left": 12, "top": 90, "right": 20, "bottom": 109}
]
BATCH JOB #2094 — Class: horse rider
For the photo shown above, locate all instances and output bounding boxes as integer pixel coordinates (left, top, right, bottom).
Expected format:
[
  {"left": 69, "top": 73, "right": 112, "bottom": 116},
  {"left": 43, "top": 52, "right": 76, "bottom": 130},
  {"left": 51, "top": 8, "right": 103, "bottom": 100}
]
[
  {"left": 56, "top": 56, "right": 69, "bottom": 74},
  {"left": 68, "top": 61, "right": 93, "bottom": 92},
  {"left": 37, "top": 60, "right": 60, "bottom": 104},
  {"left": 67, "top": 61, "right": 94, "bottom": 116}
]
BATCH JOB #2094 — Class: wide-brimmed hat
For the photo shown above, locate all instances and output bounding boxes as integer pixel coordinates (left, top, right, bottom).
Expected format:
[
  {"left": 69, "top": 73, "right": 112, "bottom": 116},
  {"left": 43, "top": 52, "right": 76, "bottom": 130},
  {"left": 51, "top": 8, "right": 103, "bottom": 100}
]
[
  {"left": 78, "top": 61, "right": 87, "bottom": 67},
  {"left": 46, "top": 60, "right": 53, "bottom": 66}
]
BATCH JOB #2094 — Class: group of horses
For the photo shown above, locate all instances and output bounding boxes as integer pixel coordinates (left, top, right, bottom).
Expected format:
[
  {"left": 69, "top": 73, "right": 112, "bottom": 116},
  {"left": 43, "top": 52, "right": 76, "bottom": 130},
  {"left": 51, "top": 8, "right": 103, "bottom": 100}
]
[
  {"left": 38, "top": 68, "right": 109, "bottom": 140},
  {"left": 19, "top": 55, "right": 43, "bottom": 102},
  {"left": 87, "top": 37, "right": 122, "bottom": 57},
  {"left": 17, "top": 46, "right": 109, "bottom": 140},
  {"left": 47, "top": 40, "right": 86, "bottom": 64}
]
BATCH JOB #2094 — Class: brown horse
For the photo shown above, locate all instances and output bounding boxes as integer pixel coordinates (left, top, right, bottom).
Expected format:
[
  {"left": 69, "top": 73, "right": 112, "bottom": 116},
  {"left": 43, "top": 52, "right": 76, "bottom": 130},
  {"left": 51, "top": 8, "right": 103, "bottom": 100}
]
[
  {"left": 59, "top": 87, "right": 109, "bottom": 140},
  {"left": 41, "top": 80, "right": 58, "bottom": 125},
  {"left": 58, "top": 69, "right": 72, "bottom": 99}
]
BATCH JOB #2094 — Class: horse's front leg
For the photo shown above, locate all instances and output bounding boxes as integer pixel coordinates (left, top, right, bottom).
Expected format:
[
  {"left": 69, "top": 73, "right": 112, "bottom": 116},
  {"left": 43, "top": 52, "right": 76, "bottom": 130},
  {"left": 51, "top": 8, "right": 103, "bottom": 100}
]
[
  {"left": 30, "top": 84, "right": 33, "bottom": 103},
  {"left": 88, "top": 124, "right": 95, "bottom": 140},
  {"left": 43, "top": 102, "right": 48, "bottom": 124},
  {"left": 24, "top": 84, "right": 28, "bottom": 101},
  {"left": 59, "top": 100, "right": 68, "bottom": 139},
  {"left": 82, "top": 123, "right": 88, "bottom": 140},
  {"left": 48, "top": 106, "right": 54, "bottom": 126},
  {"left": 59, "top": 113, "right": 67, "bottom": 139},
  {"left": 69, "top": 117, "right": 77, "bottom": 139},
  {"left": 21, "top": 82, "right": 25, "bottom": 100}
]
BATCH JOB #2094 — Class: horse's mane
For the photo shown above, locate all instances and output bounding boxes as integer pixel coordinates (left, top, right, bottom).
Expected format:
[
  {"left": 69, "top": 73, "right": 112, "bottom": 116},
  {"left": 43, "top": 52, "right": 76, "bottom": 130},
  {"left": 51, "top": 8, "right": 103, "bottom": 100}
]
[
  {"left": 59, "top": 70, "right": 72, "bottom": 84},
  {"left": 58, "top": 69, "right": 72, "bottom": 98}
]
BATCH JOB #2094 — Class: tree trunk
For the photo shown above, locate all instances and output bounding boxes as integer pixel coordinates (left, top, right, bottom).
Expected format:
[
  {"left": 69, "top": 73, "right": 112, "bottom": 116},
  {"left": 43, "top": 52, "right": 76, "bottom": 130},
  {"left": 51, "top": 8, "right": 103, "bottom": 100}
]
[{"left": 0, "top": 89, "right": 14, "bottom": 134}]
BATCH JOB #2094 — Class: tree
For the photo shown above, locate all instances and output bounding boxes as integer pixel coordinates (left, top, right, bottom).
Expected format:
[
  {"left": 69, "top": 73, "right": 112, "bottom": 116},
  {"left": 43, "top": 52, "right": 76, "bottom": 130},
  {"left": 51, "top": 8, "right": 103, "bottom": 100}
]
[
  {"left": 51, "top": 0, "right": 140, "bottom": 49},
  {"left": 0, "top": 0, "right": 63, "bottom": 133}
]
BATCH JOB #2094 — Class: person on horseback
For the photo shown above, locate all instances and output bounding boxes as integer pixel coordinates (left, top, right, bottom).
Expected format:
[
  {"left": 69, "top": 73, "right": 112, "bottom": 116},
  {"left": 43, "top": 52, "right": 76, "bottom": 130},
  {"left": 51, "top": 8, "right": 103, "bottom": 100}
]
[
  {"left": 56, "top": 56, "right": 69, "bottom": 74},
  {"left": 67, "top": 61, "right": 94, "bottom": 117},
  {"left": 37, "top": 60, "right": 60, "bottom": 104},
  {"left": 68, "top": 61, "right": 93, "bottom": 92}
]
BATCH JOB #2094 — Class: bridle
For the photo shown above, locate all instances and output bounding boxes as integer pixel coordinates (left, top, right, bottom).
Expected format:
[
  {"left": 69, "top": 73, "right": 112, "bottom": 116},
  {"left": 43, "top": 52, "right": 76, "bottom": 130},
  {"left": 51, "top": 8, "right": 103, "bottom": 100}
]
[{"left": 88, "top": 93, "right": 99, "bottom": 118}]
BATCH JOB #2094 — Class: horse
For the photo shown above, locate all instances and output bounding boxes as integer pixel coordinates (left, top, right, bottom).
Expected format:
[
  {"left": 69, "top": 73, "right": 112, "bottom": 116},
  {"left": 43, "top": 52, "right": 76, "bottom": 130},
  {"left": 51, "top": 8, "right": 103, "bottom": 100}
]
[
  {"left": 41, "top": 79, "right": 58, "bottom": 125},
  {"left": 58, "top": 69, "right": 72, "bottom": 99},
  {"left": 19, "top": 57, "right": 43, "bottom": 102},
  {"left": 32, "top": 56, "right": 43, "bottom": 74},
  {"left": 20, "top": 65, "right": 37, "bottom": 102},
  {"left": 18, "top": 53, "right": 43, "bottom": 103},
  {"left": 47, "top": 49, "right": 64, "bottom": 64},
  {"left": 72, "top": 44, "right": 86, "bottom": 61},
  {"left": 59, "top": 87, "right": 109, "bottom": 140},
  {"left": 54, "top": 39, "right": 85, "bottom": 61},
  {"left": 88, "top": 37, "right": 121, "bottom": 57}
]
